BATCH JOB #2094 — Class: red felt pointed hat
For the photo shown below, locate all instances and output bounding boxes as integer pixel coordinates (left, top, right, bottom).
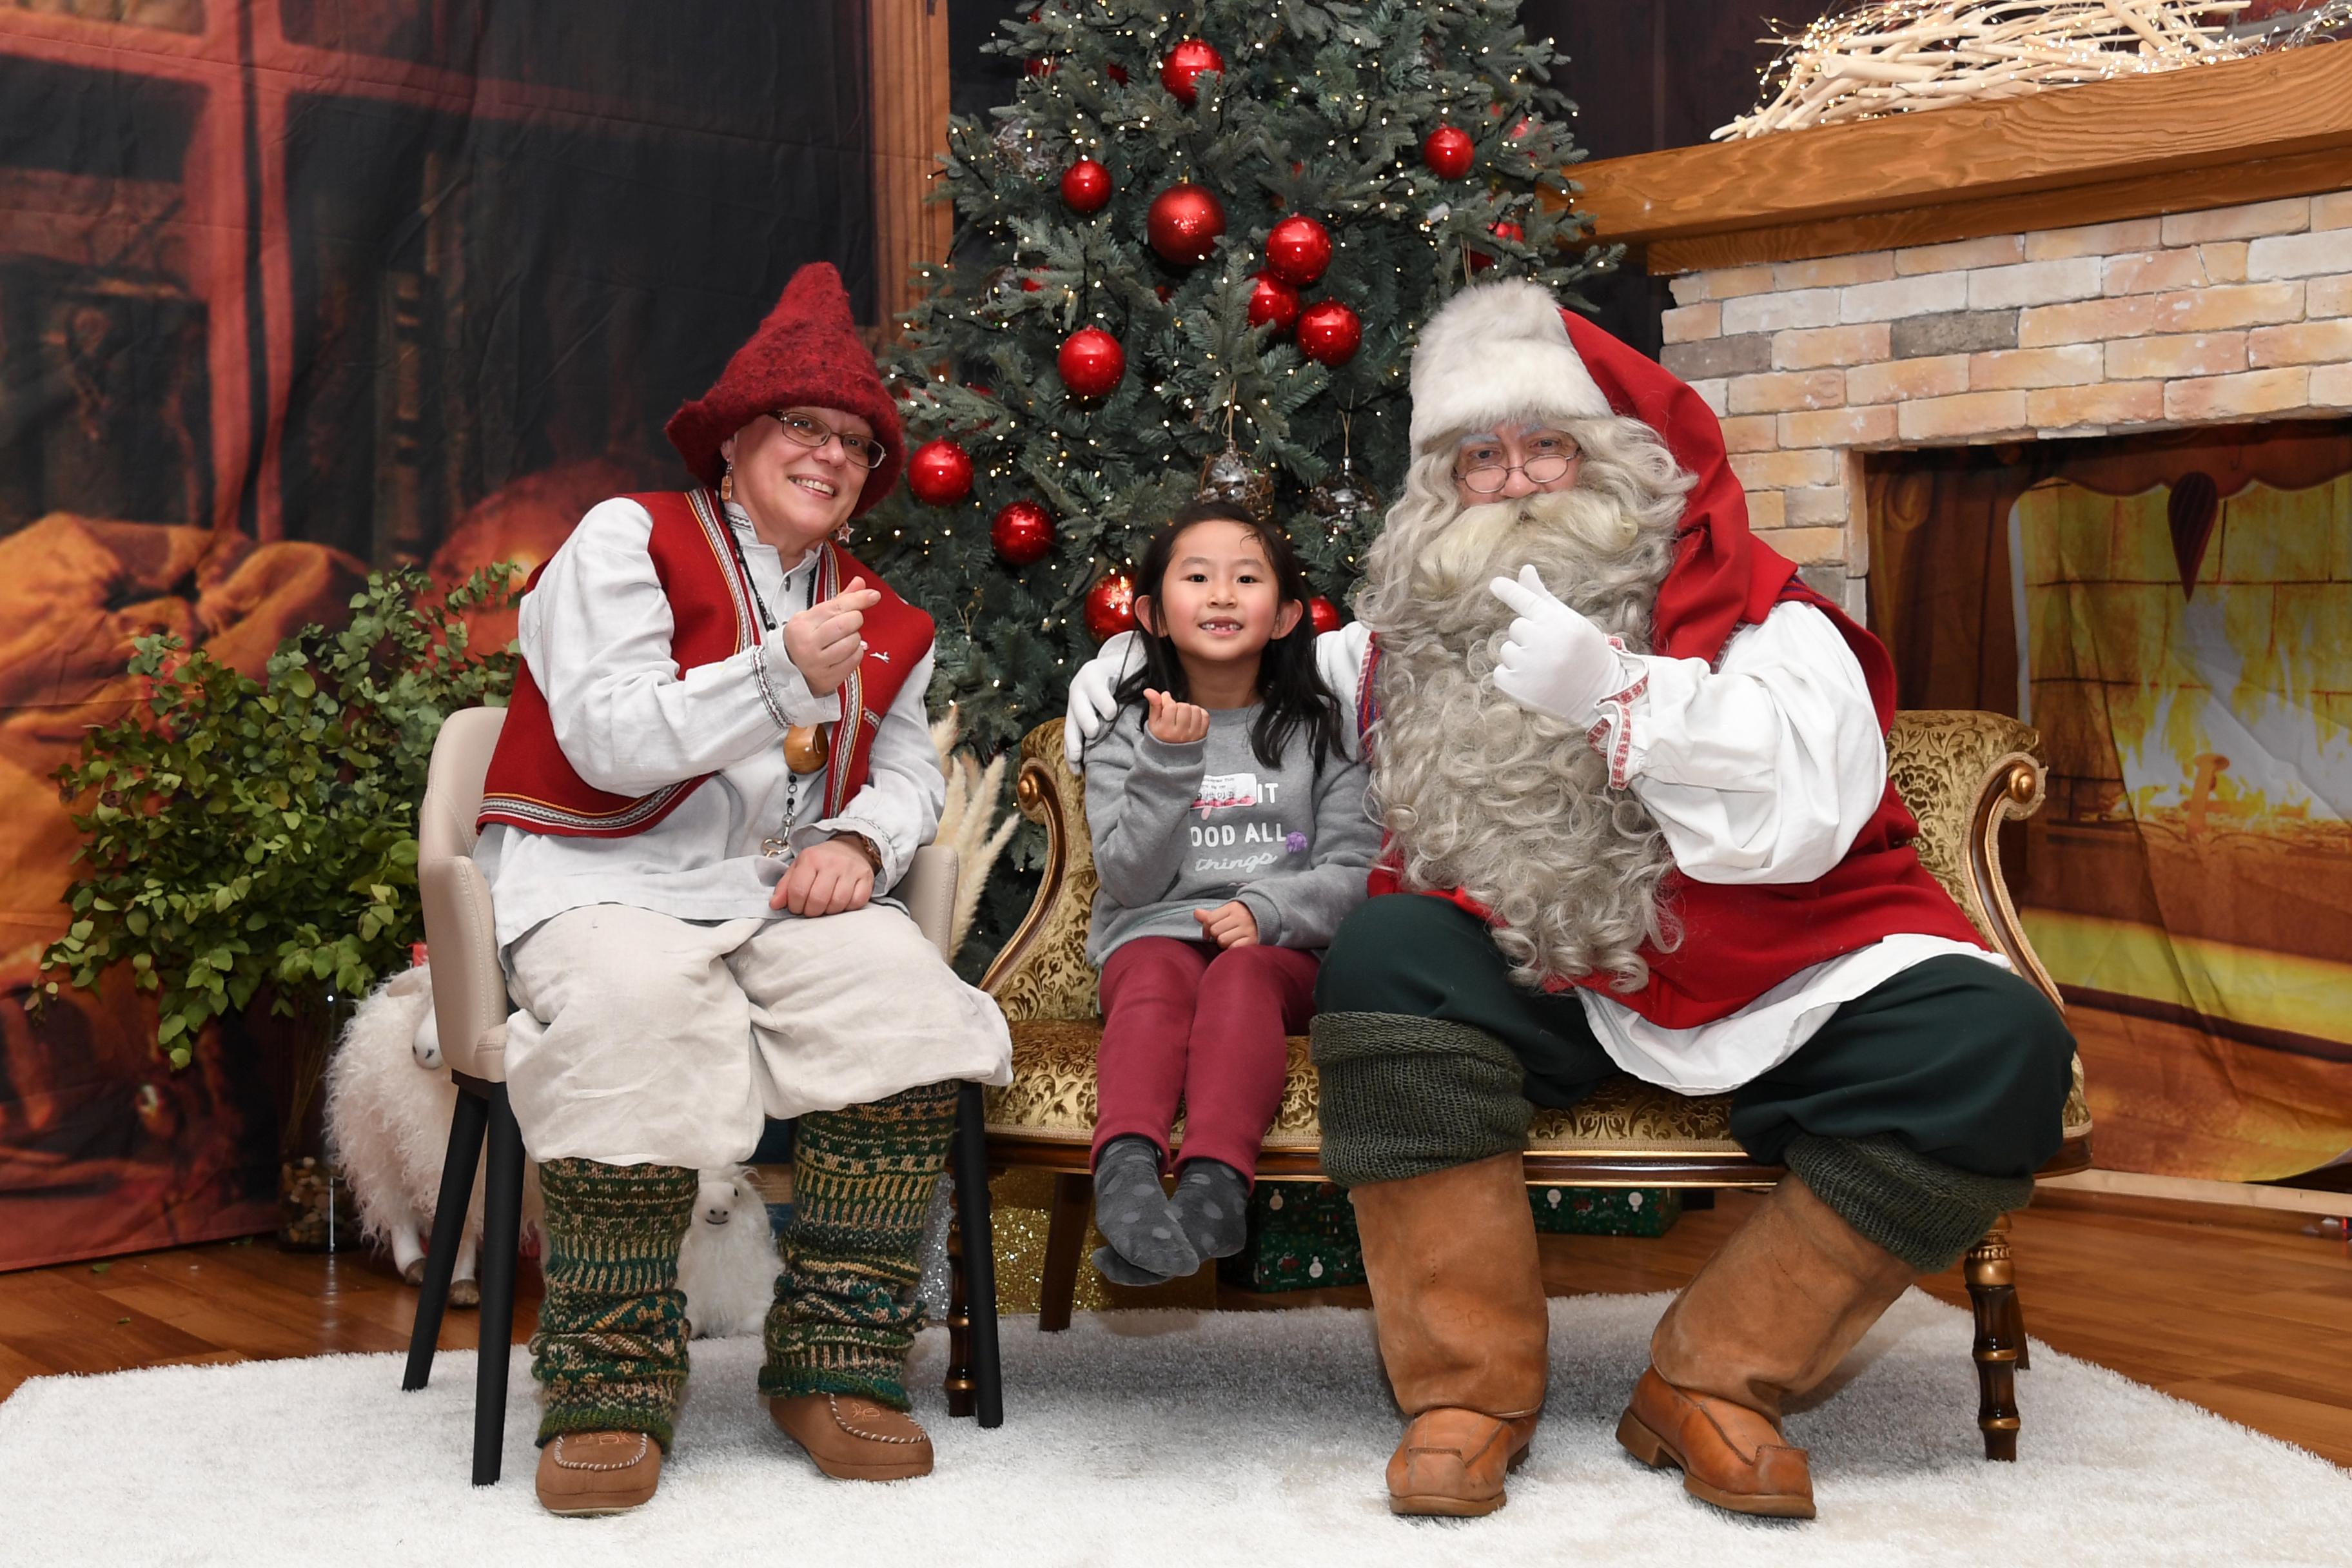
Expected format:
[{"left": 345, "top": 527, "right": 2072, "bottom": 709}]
[
  {"left": 1407, "top": 277, "right": 1798, "bottom": 665},
  {"left": 665, "top": 262, "right": 904, "bottom": 514}
]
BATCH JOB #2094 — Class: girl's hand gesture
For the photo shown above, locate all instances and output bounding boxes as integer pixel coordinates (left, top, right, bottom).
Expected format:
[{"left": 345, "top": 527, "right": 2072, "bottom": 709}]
[
  {"left": 1144, "top": 689, "right": 1210, "bottom": 745},
  {"left": 1193, "top": 900, "right": 1259, "bottom": 948}
]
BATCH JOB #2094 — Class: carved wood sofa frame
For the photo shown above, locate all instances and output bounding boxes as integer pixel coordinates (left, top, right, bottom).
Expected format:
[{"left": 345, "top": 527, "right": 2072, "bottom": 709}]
[{"left": 948, "top": 710, "right": 2092, "bottom": 1460}]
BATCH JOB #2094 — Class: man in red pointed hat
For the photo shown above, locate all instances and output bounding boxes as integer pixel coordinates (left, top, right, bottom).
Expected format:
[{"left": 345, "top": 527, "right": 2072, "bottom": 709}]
[
  {"left": 1066, "top": 279, "right": 2074, "bottom": 1520},
  {"left": 473, "top": 262, "right": 1012, "bottom": 1515}
]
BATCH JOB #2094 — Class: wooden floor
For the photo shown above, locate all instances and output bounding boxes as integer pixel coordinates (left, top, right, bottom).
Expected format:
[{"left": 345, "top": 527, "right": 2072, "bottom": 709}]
[{"left": 3, "top": 1188, "right": 2347, "bottom": 1467}]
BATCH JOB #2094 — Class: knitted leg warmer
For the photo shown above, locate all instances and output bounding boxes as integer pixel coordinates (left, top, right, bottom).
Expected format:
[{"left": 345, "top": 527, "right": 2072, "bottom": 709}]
[
  {"left": 760, "top": 1080, "right": 959, "bottom": 1410},
  {"left": 531, "top": 1157, "right": 698, "bottom": 1450},
  {"left": 1309, "top": 1012, "right": 1533, "bottom": 1189},
  {"left": 1783, "top": 1133, "right": 2036, "bottom": 1274}
]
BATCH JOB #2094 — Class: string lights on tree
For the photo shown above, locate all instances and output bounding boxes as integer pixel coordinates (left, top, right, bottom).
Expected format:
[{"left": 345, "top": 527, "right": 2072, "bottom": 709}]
[{"left": 861, "top": 0, "right": 1599, "bottom": 773}]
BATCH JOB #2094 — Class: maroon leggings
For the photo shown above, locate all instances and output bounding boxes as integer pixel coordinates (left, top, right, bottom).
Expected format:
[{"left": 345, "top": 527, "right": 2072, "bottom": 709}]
[{"left": 1093, "top": 936, "right": 1320, "bottom": 1182}]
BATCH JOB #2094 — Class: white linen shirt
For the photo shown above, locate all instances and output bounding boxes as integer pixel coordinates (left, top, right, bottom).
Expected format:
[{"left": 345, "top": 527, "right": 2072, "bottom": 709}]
[
  {"left": 1582, "top": 600, "right": 2004, "bottom": 1091},
  {"left": 475, "top": 496, "right": 945, "bottom": 954}
]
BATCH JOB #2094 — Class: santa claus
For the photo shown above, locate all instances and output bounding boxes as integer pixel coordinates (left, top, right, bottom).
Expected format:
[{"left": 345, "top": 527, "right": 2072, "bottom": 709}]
[{"left": 1066, "top": 279, "right": 2074, "bottom": 1521}]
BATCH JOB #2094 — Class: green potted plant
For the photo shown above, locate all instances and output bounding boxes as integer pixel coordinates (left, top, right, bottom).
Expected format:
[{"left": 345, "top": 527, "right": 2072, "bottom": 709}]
[{"left": 41, "top": 566, "right": 516, "bottom": 1248}]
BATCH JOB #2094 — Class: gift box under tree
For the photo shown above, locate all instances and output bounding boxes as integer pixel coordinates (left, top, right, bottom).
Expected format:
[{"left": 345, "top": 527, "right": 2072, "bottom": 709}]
[{"left": 1220, "top": 1179, "right": 1683, "bottom": 1293}]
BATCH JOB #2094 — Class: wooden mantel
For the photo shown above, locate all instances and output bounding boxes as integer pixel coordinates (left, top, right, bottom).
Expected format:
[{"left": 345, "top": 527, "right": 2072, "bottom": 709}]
[{"left": 1567, "top": 43, "right": 2352, "bottom": 274}]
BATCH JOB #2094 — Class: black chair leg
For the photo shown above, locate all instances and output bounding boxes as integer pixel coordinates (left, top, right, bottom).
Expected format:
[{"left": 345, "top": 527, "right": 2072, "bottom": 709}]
[
  {"left": 951, "top": 1081, "right": 1003, "bottom": 1428},
  {"left": 472, "top": 1083, "right": 527, "bottom": 1485},
  {"left": 403, "top": 1087, "right": 489, "bottom": 1393}
]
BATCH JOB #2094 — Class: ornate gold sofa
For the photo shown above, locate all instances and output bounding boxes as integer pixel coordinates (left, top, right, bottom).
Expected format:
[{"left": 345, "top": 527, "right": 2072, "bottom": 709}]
[{"left": 954, "top": 711, "right": 2092, "bottom": 1459}]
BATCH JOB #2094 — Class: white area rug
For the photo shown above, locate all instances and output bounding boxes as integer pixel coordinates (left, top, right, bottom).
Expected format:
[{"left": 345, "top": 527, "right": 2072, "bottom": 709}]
[{"left": 3, "top": 1290, "right": 2345, "bottom": 1567}]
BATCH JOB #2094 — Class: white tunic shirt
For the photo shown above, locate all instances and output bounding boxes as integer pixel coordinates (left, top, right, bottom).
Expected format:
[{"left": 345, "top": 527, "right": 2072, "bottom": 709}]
[
  {"left": 1340, "top": 603, "right": 2005, "bottom": 1093},
  {"left": 476, "top": 496, "right": 945, "bottom": 954}
]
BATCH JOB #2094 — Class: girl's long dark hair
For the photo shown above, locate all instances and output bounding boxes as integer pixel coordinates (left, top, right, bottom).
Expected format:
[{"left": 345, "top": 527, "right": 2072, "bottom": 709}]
[{"left": 1112, "top": 500, "right": 1346, "bottom": 772}]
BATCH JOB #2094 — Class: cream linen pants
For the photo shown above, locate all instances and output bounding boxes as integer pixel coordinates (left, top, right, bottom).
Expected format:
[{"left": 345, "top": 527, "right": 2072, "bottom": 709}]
[{"left": 502, "top": 902, "right": 1014, "bottom": 1169}]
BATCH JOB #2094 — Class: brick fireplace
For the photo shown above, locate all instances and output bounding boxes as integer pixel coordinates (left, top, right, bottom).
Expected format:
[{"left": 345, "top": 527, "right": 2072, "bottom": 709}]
[
  {"left": 1656, "top": 192, "right": 2351, "bottom": 613},
  {"left": 1572, "top": 41, "right": 2352, "bottom": 616}
]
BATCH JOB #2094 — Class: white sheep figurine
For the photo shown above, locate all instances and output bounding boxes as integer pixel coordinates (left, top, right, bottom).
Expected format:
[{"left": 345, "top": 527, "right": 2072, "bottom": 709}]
[
  {"left": 325, "top": 963, "right": 541, "bottom": 1305},
  {"left": 677, "top": 1166, "right": 781, "bottom": 1339}
]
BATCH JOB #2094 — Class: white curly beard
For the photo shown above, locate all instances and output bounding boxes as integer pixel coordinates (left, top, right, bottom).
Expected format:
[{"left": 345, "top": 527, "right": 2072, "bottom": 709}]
[{"left": 1362, "top": 480, "right": 1681, "bottom": 993}]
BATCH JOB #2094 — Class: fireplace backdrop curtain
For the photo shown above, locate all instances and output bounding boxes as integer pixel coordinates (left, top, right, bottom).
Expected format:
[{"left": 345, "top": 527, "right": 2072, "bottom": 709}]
[
  {"left": 1870, "top": 422, "right": 2352, "bottom": 1184},
  {"left": 0, "top": 0, "right": 879, "bottom": 1270}
]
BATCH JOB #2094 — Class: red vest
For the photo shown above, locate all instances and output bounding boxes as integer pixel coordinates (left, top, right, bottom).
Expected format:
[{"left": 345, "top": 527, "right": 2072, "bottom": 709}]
[{"left": 478, "top": 488, "right": 934, "bottom": 838}]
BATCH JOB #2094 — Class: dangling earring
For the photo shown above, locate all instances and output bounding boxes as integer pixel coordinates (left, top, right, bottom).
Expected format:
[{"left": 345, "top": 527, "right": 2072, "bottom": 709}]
[
  {"left": 719, "top": 462, "right": 734, "bottom": 502},
  {"left": 833, "top": 522, "right": 854, "bottom": 544}
]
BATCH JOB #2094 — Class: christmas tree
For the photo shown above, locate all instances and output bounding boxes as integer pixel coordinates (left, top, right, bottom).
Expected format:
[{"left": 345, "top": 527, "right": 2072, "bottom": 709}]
[{"left": 865, "top": 0, "right": 1610, "bottom": 959}]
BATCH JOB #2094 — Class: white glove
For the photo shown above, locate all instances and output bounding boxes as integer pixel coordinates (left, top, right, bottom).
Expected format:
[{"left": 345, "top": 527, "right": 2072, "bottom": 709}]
[
  {"left": 1063, "top": 630, "right": 1145, "bottom": 772},
  {"left": 1314, "top": 620, "right": 1373, "bottom": 718},
  {"left": 1487, "top": 565, "right": 1627, "bottom": 724}
]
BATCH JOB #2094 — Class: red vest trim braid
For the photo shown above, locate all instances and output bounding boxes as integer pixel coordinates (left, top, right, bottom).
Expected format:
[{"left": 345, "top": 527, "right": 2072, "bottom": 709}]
[{"left": 477, "top": 488, "right": 934, "bottom": 838}]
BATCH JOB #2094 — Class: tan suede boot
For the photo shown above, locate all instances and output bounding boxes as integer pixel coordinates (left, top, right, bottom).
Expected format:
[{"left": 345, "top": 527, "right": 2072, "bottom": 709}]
[
  {"left": 1352, "top": 1152, "right": 1549, "bottom": 1518},
  {"left": 1616, "top": 1173, "right": 1915, "bottom": 1520}
]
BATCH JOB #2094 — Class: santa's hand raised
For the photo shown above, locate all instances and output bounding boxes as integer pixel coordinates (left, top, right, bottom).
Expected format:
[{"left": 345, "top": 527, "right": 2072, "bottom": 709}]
[{"left": 1487, "top": 565, "right": 1629, "bottom": 723}]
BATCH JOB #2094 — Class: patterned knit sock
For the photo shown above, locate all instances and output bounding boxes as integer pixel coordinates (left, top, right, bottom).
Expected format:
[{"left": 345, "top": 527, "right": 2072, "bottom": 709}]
[
  {"left": 1170, "top": 1159, "right": 1250, "bottom": 1261},
  {"left": 761, "top": 1080, "right": 958, "bottom": 1411},
  {"left": 1092, "top": 1133, "right": 1200, "bottom": 1280},
  {"left": 531, "top": 1157, "right": 697, "bottom": 1450}
]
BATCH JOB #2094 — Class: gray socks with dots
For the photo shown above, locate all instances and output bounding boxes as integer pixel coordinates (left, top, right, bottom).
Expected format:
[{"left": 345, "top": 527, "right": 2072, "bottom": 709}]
[
  {"left": 1170, "top": 1159, "right": 1250, "bottom": 1262},
  {"left": 1091, "top": 1135, "right": 1199, "bottom": 1285}
]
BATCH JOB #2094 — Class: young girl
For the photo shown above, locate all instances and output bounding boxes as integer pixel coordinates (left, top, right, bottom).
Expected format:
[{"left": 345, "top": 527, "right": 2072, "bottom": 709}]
[{"left": 1081, "top": 500, "right": 1379, "bottom": 1284}]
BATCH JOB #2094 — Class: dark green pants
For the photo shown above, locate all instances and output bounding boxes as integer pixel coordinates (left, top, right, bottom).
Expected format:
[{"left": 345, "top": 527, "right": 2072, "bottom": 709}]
[{"left": 1315, "top": 894, "right": 2075, "bottom": 1182}]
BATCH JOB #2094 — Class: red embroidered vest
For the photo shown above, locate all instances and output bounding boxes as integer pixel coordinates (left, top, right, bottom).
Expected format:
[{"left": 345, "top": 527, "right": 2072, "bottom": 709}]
[{"left": 478, "top": 488, "right": 934, "bottom": 838}]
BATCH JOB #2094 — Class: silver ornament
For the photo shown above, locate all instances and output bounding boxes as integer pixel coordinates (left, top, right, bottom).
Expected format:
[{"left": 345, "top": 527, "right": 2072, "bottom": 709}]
[
  {"left": 1195, "top": 440, "right": 1275, "bottom": 525},
  {"left": 1307, "top": 453, "right": 1382, "bottom": 537},
  {"left": 993, "top": 118, "right": 1056, "bottom": 177}
]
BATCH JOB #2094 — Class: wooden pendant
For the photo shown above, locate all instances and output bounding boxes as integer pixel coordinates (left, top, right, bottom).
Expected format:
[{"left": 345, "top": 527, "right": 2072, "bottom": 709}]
[{"left": 784, "top": 722, "right": 832, "bottom": 775}]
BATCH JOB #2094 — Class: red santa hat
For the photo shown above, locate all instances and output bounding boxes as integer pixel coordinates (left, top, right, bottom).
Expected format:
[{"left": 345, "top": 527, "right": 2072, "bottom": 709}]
[
  {"left": 1408, "top": 276, "right": 1799, "bottom": 667},
  {"left": 665, "top": 262, "right": 905, "bottom": 515}
]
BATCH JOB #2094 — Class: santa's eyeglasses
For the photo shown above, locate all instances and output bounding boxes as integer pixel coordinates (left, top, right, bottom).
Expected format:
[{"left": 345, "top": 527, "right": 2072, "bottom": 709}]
[
  {"left": 767, "top": 411, "right": 888, "bottom": 470},
  {"left": 1453, "top": 433, "right": 1581, "bottom": 495}
]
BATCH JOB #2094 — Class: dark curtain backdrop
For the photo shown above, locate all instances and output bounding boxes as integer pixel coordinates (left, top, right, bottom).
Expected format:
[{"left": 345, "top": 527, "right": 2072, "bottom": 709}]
[{"left": 0, "top": 0, "right": 876, "bottom": 1270}]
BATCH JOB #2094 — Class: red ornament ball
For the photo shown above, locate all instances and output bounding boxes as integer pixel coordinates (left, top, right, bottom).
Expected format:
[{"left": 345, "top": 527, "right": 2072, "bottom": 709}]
[
  {"left": 906, "top": 438, "right": 973, "bottom": 506},
  {"left": 1308, "top": 596, "right": 1343, "bottom": 636},
  {"left": 1147, "top": 182, "right": 1226, "bottom": 265},
  {"left": 1086, "top": 571, "right": 1138, "bottom": 642},
  {"left": 1246, "top": 272, "right": 1301, "bottom": 332},
  {"left": 1160, "top": 38, "right": 1224, "bottom": 104},
  {"left": 1264, "top": 214, "right": 1333, "bottom": 288},
  {"left": 1061, "top": 158, "right": 1111, "bottom": 214},
  {"left": 1058, "top": 326, "right": 1126, "bottom": 398},
  {"left": 1468, "top": 219, "right": 1525, "bottom": 274},
  {"left": 1422, "top": 124, "right": 1475, "bottom": 179},
  {"left": 991, "top": 501, "right": 1056, "bottom": 567},
  {"left": 1108, "top": 62, "right": 1130, "bottom": 85},
  {"left": 1295, "top": 300, "right": 1362, "bottom": 366}
]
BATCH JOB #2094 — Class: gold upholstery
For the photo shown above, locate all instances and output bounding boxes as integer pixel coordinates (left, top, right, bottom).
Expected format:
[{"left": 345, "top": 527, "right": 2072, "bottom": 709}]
[{"left": 981, "top": 712, "right": 2090, "bottom": 1161}]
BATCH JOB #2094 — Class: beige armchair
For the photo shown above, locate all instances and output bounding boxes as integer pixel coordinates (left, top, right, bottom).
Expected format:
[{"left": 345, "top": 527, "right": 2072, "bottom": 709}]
[
  {"left": 402, "top": 706, "right": 1000, "bottom": 1484},
  {"left": 965, "top": 710, "right": 2092, "bottom": 1460}
]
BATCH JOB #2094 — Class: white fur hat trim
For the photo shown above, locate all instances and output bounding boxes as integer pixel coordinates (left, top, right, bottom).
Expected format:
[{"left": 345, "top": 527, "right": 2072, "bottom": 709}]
[{"left": 1408, "top": 278, "right": 1610, "bottom": 451}]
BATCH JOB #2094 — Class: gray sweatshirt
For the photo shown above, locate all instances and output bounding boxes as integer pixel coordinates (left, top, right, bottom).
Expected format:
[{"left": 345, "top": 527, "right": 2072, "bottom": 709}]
[{"left": 1083, "top": 701, "right": 1380, "bottom": 965}]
